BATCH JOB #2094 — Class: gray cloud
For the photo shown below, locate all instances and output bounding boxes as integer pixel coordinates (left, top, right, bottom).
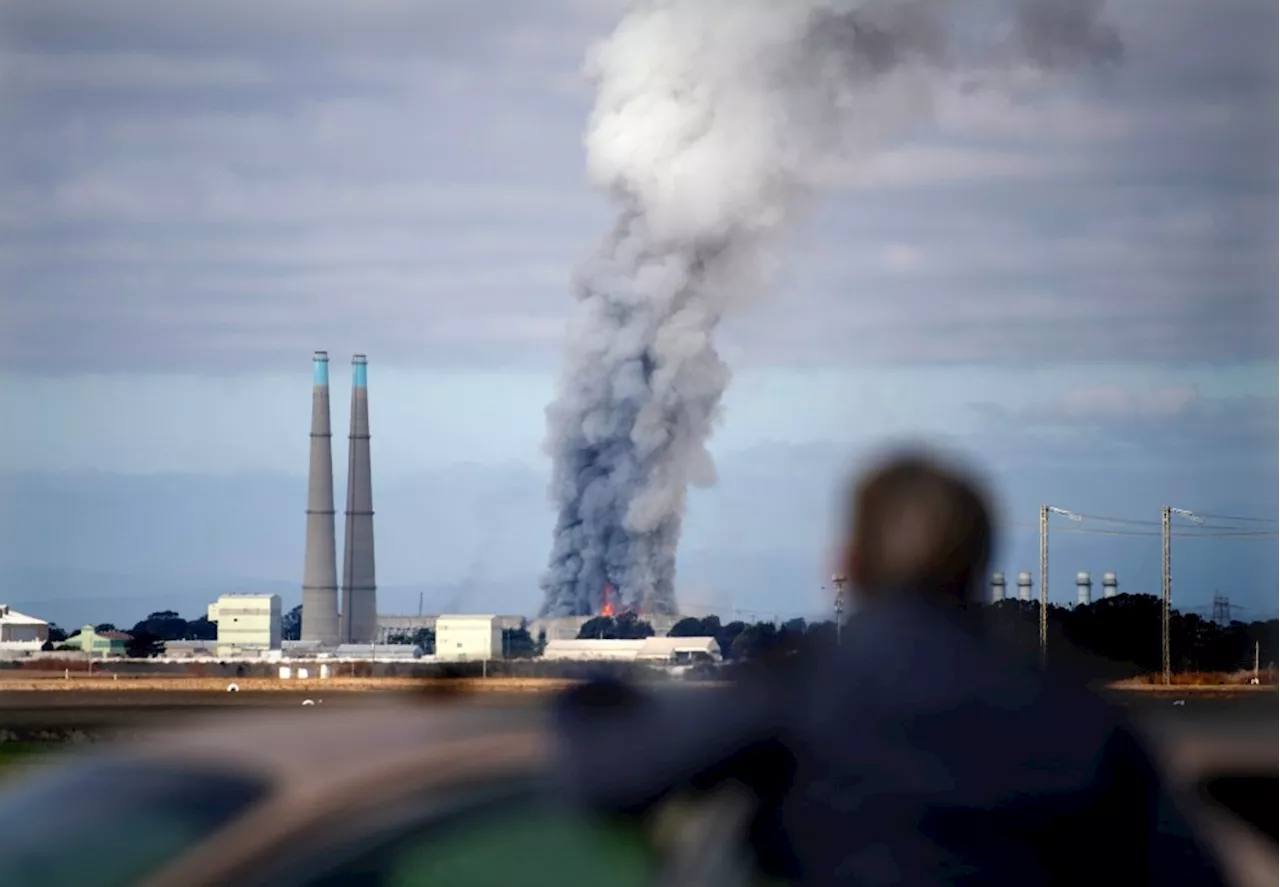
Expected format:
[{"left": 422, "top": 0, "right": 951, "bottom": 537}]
[
  {"left": 970, "top": 385, "right": 1278, "bottom": 462},
  {"left": 0, "top": 0, "right": 1274, "bottom": 372}
]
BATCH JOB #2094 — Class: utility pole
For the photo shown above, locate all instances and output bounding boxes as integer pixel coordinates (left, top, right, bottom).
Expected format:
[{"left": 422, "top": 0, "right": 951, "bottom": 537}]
[
  {"left": 1163, "top": 506, "right": 1203, "bottom": 686},
  {"left": 1039, "top": 506, "right": 1082, "bottom": 665},
  {"left": 1254, "top": 641, "right": 1260, "bottom": 684},
  {"left": 832, "top": 574, "right": 847, "bottom": 646},
  {"left": 1161, "top": 506, "right": 1171, "bottom": 686},
  {"left": 1039, "top": 505, "right": 1048, "bottom": 663}
]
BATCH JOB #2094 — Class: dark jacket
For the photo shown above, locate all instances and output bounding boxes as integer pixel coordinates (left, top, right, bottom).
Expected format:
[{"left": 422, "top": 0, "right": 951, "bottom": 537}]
[{"left": 551, "top": 591, "right": 1227, "bottom": 885}]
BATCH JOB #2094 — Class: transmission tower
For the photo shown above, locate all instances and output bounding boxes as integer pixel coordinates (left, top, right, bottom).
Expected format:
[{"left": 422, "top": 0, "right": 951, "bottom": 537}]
[{"left": 1211, "top": 594, "right": 1232, "bottom": 624}]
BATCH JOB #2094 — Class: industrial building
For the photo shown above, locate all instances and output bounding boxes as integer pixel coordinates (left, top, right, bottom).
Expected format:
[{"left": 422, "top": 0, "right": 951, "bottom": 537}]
[
  {"left": 62, "top": 626, "right": 132, "bottom": 656},
  {"left": 300, "top": 351, "right": 379, "bottom": 647},
  {"left": 542, "top": 636, "right": 721, "bottom": 664},
  {"left": 209, "top": 593, "right": 282, "bottom": 658},
  {"left": 0, "top": 606, "right": 49, "bottom": 653},
  {"left": 434, "top": 615, "right": 503, "bottom": 662}
]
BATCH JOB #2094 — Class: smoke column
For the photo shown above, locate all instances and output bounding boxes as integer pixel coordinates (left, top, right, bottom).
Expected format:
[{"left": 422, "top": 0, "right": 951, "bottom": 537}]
[{"left": 541, "top": 0, "right": 1121, "bottom": 618}]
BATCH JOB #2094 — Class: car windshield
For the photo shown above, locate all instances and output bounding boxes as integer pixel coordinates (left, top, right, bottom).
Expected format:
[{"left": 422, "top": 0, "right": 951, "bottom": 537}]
[{"left": 0, "top": 756, "right": 268, "bottom": 887}]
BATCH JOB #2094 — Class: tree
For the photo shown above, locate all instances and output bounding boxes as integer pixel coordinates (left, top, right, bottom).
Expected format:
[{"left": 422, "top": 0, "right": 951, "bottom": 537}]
[
  {"left": 46, "top": 624, "right": 68, "bottom": 644},
  {"left": 281, "top": 605, "right": 303, "bottom": 641},
  {"left": 503, "top": 625, "right": 537, "bottom": 658},
  {"left": 95, "top": 623, "right": 116, "bottom": 633},
  {"left": 669, "top": 616, "right": 722, "bottom": 638},
  {"left": 184, "top": 616, "right": 218, "bottom": 641},
  {"left": 126, "top": 631, "right": 166, "bottom": 659},
  {"left": 132, "top": 611, "right": 189, "bottom": 642},
  {"left": 577, "top": 613, "right": 655, "bottom": 640}
]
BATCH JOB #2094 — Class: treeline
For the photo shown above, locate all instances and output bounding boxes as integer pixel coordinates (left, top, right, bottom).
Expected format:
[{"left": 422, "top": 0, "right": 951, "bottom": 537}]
[
  {"left": 44, "top": 610, "right": 218, "bottom": 658},
  {"left": 573, "top": 593, "right": 1278, "bottom": 677}
]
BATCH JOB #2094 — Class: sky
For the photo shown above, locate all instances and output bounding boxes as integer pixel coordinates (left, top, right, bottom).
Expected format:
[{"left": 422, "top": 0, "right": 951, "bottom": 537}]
[{"left": 0, "top": 0, "right": 1276, "bottom": 629}]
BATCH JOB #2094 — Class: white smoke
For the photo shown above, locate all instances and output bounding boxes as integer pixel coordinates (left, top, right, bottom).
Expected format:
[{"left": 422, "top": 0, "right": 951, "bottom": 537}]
[{"left": 541, "top": 0, "right": 1120, "bottom": 618}]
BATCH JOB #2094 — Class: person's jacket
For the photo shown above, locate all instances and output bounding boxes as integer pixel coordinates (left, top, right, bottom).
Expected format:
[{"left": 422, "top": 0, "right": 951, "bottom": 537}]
[{"left": 550, "top": 590, "right": 1228, "bottom": 886}]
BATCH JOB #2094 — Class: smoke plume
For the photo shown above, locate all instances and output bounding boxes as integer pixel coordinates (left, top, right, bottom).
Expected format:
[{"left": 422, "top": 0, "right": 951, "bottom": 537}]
[{"left": 541, "top": 0, "right": 1121, "bottom": 618}]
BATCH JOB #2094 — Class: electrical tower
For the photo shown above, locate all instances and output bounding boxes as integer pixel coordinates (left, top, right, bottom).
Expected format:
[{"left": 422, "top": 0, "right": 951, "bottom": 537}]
[{"left": 1210, "top": 594, "right": 1232, "bottom": 624}]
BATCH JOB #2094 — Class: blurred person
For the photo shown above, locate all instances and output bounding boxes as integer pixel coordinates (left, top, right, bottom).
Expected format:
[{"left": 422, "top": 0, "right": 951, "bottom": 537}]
[{"left": 551, "top": 446, "right": 1227, "bottom": 885}]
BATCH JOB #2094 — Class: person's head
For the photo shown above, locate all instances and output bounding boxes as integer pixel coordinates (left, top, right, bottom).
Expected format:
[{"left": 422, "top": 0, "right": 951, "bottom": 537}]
[{"left": 840, "top": 447, "right": 994, "bottom": 603}]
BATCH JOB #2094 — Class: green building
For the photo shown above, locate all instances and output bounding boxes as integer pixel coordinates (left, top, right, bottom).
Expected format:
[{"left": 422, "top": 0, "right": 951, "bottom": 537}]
[{"left": 64, "top": 626, "right": 132, "bottom": 656}]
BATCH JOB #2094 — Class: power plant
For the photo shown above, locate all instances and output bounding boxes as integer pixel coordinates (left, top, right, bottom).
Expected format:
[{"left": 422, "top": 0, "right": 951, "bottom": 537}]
[{"left": 300, "top": 351, "right": 377, "bottom": 647}]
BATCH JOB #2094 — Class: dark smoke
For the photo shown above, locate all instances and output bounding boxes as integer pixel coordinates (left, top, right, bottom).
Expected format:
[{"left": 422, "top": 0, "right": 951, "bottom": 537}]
[{"left": 540, "top": 0, "right": 1122, "bottom": 618}]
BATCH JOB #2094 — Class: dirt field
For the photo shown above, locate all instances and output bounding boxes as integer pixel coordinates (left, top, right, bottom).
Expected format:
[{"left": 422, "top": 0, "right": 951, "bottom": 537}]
[{"left": 0, "top": 674, "right": 579, "bottom": 694}]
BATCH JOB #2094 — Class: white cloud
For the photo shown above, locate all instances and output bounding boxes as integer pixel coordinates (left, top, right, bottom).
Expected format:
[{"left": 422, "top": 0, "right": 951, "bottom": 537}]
[{"left": 0, "top": 0, "right": 1273, "bottom": 372}]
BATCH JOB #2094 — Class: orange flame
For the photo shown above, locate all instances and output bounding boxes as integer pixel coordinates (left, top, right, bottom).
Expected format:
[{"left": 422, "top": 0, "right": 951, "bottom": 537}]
[{"left": 600, "top": 582, "right": 616, "bottom": 617}]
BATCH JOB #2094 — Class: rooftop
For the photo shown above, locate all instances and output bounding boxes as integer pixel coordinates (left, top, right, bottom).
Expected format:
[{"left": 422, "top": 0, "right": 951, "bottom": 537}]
[{"left": 0, "top": 606, "right": 48, "bottom": 626}]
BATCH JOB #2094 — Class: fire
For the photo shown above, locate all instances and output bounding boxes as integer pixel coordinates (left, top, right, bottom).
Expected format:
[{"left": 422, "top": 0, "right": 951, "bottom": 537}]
[{"left": 600, "top": 582, "right": 616, "bottom": 617}]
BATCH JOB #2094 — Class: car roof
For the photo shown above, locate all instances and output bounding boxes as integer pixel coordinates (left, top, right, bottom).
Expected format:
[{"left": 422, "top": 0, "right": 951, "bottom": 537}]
[{"left": 121, "top": 700, "right": 551, "bottom": 887}]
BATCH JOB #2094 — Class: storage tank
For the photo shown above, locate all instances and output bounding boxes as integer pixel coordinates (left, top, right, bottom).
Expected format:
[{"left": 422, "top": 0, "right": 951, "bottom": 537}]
[
  {"left": 1102, "top": 572, "right": 1118, "bottom": 599},
  {"left": 1016, "top": 571, "right": 1033, "bottom": 602},
  {"left": 1076, "top": 572, "right": 1092, "bottom": 607},
  {"left": 990, "top": 571, "right": 1006, "bottom": 603}
]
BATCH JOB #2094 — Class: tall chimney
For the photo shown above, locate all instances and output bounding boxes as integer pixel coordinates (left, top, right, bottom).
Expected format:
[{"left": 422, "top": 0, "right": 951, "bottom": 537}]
[
  {"left": 341, "top": 354, "right": 378, "bottom": 643},
  {"left": 301, "top": 351, "right": 340, "bottom": 645}
]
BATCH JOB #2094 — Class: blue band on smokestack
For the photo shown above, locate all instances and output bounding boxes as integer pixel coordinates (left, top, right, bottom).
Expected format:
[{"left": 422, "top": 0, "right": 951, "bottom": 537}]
[
  {"left": 313, "top": 351, "right": 329, "bottom": 386},
  {"left": 352, "top": 354, "right": 367, "bottom": 388}
]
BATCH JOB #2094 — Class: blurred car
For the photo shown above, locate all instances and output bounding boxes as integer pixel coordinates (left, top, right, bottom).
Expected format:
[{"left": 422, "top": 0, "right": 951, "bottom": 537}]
[
  {"left": 0, "top": 699, "right": 747, "bottom": 887},
  {"left": 0, "top": 696, "right": 1272, "bottom": 887}
]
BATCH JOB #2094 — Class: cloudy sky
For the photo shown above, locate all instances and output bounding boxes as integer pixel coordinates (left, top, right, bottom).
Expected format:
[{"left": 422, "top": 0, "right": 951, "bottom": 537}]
[{"left": 0, "top": 0, "right": 1275, "bottom": 627}]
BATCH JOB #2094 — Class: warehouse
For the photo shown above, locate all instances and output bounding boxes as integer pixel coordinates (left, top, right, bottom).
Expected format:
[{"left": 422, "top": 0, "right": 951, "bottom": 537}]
[
  {"left": 542, "top": 636, "right": 721, "bottom": 663},
  {"left": 0, "top": 605, "right": 49, "bottom": 653},
  {"left": 434, "top": 615, "right": 503, "bottom": 662}
]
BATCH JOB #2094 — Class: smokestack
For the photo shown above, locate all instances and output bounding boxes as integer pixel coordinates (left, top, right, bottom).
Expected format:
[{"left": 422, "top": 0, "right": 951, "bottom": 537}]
[
  {"left": 301, "top": 351, "right": 340, "bottom": 645},
  {"left": 1016, "top": 571, "right": 1033, "bottom": 602},
  {"left": 990, "top": 571, "right": 1006, "bottom": 603},
  {"left": 1103, "top": 572, "right": 1118, "bottom": 598},
  {"left": 341, "top": 354, "right": 378, "bottom": 644},
  {"left": 1076, "top": 571, "right": 1092, "bottom": 607}
]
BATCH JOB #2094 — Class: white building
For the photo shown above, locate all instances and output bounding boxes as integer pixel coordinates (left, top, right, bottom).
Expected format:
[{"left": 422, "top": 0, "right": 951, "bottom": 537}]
[
  {"left": 435, "top": 615, "right": 504, "bottom": 662},
  {"left": 542, "top": 636, "right": 721, "bottom": 664},
  {"left": 0, "top": 605, "right": 49, "bottom": 653},
  {"left": 208, "top": 593, "right": 282, "bottom": 658}
]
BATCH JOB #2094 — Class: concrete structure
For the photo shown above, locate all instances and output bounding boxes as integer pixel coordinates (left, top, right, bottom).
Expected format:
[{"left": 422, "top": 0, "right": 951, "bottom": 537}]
[
  {"left": 1016, "top": 571, "right": 1033, "bottom": 602},
  {"left": 435, "top": 615, "right": 503, "bottom": 662},
  {"left": 209, "top": 593, "right": 283, "bottom": 658},
  {"left": 341, "top": 354, "right": 378, "bottom": 644},
  {"left": 301, "top": 351, "right": 341, "bottom": 645},
  {"left": 163, "top": 640, "right": 217, "bottom": 659},
  {"left": 333, "top": 643, "right": 423, "bottom": 660},
  {"left": 1103, "top": 572, "right": 1118, "bottom": 599},
  {"left": 542, "top": 636, "right": 721, "bottom": 664},
  {"left": 990, "top": 571, "right": 1006, "bottom": 603},
  {"left": 1076, "top": 571, "right": 1092, "bottom": 607},
  {"left": 282, "top": 640, "right": 326, "bottom": 657},
  {"left": 63, "top": 626, "right": 131, "bottom": 656},
  {"left": 376, "top": 614, "right": 524, "bottom": 643},
  {"left": 0, "top": 605, "right": 49, "bottom": 652}
]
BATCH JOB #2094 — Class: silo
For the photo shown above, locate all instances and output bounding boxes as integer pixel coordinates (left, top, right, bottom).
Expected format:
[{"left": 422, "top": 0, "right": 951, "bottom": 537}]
[
  {"left": 990, "top": 571, "right": 1006, "bottom": 603},
  {"left": 1016, "top": 571, "right": 1033, "bottom": 602},
  {"left": 301, "top": 351, "right": 340, "bottom": 645},
  {"left": 1076, "top": 571, "right": 1092, "bottom": 607},
  {"left": 1102, "top": 572, "right": 1118, "bottom": 599}
]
